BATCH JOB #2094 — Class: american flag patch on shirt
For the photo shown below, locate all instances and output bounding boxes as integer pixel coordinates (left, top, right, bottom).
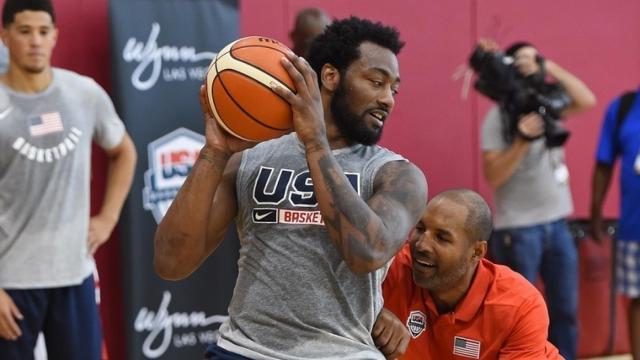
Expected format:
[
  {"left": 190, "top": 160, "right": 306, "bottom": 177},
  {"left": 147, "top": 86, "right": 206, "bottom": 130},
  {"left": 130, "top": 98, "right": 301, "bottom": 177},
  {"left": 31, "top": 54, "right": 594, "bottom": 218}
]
[
  {"left": 453, "top": 336, "right": 481, "bottom": 359},
  {"left": 29, "top": 111, "right": 64, "bottom": 137}
]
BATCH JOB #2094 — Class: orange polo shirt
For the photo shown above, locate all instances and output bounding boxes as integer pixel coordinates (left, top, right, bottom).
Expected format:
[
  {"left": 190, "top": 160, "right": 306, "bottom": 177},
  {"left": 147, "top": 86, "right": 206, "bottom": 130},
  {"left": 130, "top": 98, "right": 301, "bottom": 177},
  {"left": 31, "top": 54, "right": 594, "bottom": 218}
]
[{"left": 383, "top": 244, "right": 563, "bottom": 360}]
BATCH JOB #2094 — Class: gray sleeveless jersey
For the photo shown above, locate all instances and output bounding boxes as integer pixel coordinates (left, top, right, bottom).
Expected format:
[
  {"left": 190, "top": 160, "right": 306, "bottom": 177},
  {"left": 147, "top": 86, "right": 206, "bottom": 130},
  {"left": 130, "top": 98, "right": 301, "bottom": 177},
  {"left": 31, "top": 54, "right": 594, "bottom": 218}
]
[{"left": 217, "top": 133, "right": 406, "bottom": 359}]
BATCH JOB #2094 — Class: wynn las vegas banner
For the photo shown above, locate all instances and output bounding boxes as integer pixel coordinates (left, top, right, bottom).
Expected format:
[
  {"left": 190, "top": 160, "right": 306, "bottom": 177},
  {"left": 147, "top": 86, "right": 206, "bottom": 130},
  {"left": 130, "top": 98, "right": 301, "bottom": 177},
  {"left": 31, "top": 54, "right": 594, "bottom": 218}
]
[{"left": 109, "top": 1, "right": 240, "bottom": 359}]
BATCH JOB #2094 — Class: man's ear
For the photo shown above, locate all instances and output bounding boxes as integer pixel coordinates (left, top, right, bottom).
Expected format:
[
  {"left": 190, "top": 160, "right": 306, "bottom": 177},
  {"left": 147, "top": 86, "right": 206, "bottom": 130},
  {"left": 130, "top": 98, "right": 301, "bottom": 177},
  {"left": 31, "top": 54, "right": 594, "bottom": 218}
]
[
  {"left": 1, "top": 28, "right": 8, "bottom": 47},
  {"left": 320, "top": 64, "right": 340, "bottom": 92},
  {"left": 472, "top": 241, "right": 487, "bottom": 261},
  {"left": 51, "top": 27, "right": 59, "bottom": 49}
]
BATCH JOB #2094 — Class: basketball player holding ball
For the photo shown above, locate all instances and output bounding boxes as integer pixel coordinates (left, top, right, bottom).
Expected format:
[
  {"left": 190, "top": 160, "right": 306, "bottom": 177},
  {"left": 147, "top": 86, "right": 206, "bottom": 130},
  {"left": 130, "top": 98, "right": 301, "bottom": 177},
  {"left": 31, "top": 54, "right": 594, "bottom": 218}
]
[{"left": 154, "top": 17, "right": 427, "bottom": 360}]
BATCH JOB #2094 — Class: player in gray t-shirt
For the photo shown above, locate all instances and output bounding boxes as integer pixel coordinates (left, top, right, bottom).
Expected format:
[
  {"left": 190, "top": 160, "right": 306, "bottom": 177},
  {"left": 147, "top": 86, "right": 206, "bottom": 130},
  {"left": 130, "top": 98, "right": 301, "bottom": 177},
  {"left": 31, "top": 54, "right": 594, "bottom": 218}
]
[
  {"left": 475, "top": 39, "right": 596, "bottom": 360},
  {"left": 0, "top": 1, "right": 136, "bottom": 359},
  {"left": 155, "top": 17, "right": 427, "bottom": 360}
]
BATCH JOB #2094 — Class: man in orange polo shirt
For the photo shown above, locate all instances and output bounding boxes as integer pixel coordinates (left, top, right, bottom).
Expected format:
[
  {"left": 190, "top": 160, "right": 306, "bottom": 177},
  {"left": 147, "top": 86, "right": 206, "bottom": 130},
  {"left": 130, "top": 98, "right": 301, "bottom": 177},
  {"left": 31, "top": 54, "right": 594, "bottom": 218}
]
[{"left": 376, "top": 189, "right": 562, "bottom": 359}]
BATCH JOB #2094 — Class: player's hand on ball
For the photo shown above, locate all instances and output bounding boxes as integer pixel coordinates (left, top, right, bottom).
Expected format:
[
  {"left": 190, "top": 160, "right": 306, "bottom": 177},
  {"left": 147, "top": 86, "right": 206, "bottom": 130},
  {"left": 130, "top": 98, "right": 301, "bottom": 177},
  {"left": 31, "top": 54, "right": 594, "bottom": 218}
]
[
  {"left": 272, "top": 52, "right": 326, "bottom": 148},
  {"left": 199, "top": 85, "right": 255, "bottom": 155},
  {"left": 372, "top": 308, "right": 410, "bottom": 359}
]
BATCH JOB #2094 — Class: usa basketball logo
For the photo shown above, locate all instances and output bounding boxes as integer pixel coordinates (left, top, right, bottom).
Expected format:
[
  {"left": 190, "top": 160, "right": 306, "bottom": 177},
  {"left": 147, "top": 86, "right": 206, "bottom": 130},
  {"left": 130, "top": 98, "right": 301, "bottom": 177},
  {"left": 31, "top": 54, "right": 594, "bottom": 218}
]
[
  {"left": 251, "top": 166, "right": 360, "bottom": 225},
  {"left": 406, "top": 310, "right": 427, "bottom": 338},
  {"left": 143, "top": 128, "right": 204, "bottom": 223}
]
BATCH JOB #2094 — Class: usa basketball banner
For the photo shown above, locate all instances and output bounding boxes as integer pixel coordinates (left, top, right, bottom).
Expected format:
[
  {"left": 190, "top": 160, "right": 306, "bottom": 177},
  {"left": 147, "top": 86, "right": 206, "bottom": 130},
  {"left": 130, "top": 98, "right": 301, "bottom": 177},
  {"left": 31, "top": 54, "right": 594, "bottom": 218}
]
[{"left": 109, "top": 1, "right": 239, "bottom": 359}]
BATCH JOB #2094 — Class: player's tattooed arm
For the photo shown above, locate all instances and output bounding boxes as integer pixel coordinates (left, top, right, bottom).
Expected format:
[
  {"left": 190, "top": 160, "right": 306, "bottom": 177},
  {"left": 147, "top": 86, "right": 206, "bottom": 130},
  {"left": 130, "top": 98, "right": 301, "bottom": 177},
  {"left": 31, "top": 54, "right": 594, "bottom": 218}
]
[
  {"left": 308, "top": 149, "right": 427, "bottom": 273},
  {"left": 154, "top": 148, "right": 241, "bottom": 280},
  {"left": 155, "top": 85, "right": 251, "bottom": 281}
]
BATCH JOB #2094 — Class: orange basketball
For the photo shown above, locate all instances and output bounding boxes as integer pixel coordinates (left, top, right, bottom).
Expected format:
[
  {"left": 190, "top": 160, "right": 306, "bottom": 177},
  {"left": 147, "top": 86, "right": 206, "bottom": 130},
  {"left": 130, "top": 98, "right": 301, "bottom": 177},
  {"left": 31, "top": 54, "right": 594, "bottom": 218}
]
[{"left": 204, "top": 36, "right": 295, "bottom": 142}]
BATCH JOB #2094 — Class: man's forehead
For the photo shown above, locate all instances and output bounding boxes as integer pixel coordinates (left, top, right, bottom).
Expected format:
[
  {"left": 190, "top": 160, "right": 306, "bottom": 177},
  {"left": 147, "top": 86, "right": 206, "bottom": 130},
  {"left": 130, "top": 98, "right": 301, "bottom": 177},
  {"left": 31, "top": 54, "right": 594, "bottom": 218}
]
[
  {"left": 13, "top": 10, "right": 54, "bottom": 26},
  {"left": 426, "top": 198, "right": 468, "bottom": 225},
  {"left": 352, "top": 42, "right": 400, "bottom": 79}
]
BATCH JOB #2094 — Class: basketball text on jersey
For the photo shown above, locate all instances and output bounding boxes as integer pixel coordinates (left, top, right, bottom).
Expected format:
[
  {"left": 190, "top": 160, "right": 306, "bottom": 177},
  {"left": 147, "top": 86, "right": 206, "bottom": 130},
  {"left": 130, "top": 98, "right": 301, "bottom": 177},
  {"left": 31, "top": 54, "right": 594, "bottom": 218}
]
[
  {"left": 12, "top": 127, "right": 82, "bottom": 163},
  {"left": 252, "top": 165, "right": 360, "bottom": 225}
]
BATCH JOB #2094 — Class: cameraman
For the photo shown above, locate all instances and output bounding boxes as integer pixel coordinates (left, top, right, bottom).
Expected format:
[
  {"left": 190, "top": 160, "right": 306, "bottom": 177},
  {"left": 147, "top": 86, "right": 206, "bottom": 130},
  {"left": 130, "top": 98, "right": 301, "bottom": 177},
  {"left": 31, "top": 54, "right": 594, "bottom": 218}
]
[{"left": 477, "top": 40, "right": 596, "bottom": 360}]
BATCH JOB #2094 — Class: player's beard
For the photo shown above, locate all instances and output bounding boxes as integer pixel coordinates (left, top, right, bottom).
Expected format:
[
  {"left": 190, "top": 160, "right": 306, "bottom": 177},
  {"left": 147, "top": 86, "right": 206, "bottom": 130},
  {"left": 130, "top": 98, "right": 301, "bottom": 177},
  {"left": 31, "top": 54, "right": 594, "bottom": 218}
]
[{"left": 330, "top": 79, "right": 383, "bottom": 146}]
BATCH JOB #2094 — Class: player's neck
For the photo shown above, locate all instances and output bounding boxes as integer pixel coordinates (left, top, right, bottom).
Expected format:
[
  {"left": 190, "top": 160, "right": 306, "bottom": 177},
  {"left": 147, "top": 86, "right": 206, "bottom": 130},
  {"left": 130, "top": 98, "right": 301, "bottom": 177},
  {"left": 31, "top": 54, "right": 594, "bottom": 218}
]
[
  {"left": 322, "top": 117, "right": 352, "bottom": 150},
  {"left": 2, "top": 65, "right": 53, "bottom": 93},
  {"left": 325, "top": 124, "right": 355, "bottom": 149},
  {"left": 430, "top": 289, "right": 465, "bottom": 315}
]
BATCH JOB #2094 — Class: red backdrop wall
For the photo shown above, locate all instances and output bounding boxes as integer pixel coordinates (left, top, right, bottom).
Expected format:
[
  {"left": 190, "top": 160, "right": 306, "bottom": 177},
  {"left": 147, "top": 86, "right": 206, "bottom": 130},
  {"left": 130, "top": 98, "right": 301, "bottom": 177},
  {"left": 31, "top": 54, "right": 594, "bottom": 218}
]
[
  {"left": 240, "top": 1, "right": 640, "bottom": 357},
  {"left": 240, "top": 0, "right": 640, "bottom": 220}
]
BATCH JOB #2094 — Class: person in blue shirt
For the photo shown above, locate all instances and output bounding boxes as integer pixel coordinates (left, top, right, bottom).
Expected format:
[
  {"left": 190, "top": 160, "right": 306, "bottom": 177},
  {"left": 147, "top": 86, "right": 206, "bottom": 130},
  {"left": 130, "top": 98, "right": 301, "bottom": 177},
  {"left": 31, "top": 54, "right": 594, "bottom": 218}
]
[{"left": 591, "top": 90, "right": 640, "bottom": 359}]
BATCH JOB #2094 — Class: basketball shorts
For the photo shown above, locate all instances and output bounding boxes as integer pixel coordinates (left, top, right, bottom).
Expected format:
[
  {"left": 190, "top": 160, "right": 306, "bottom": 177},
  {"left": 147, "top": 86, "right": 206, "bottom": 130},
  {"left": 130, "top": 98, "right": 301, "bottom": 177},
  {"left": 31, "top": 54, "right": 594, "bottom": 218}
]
[{"left": 0, "top": 275, "right": 102, "bottom": 360}]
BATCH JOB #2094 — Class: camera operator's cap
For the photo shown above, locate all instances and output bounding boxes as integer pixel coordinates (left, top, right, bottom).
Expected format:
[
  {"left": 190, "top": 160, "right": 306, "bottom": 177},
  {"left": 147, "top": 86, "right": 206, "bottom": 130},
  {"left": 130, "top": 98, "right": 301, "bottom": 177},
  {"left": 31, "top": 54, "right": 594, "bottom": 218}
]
[{"left": 505, "top": 41, "right": 534, "bottom": 57}]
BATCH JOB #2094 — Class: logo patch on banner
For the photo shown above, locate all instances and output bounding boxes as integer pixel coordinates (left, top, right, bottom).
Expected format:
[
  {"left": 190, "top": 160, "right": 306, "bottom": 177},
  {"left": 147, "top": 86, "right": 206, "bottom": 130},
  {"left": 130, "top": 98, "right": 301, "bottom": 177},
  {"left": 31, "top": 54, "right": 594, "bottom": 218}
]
[
  {"left": 122, "top": 22, "right": 217, "bottom": 91},
  {"left": 453, "top": 336, "right": 481, "bottom": 359},
  {"left": 30, "top": 111, "right": 64, "bottom": 137},
  {"left": 143, "top": 128, "right": 204, "bottom": 223},
  {"left": 134, "top": 291, "right": 228, "bottom": 359},
  {"left": 406, "top": 310, "right": 427, "bottom": 338}
]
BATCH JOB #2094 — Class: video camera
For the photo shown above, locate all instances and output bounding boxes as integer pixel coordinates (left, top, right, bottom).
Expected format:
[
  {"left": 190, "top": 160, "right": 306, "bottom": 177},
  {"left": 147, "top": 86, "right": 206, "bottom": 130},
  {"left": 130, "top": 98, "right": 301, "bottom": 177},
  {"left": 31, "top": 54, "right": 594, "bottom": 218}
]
[{"left": 469, "top": 45, "right": 572, "bottom": 148}]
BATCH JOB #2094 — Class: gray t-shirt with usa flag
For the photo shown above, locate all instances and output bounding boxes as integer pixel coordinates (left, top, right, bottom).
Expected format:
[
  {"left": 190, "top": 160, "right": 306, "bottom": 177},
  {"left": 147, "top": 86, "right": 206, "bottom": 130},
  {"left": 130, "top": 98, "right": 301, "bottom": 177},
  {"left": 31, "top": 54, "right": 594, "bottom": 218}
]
[
  {"left": 0, "top": 68, "right": 125, "bottom": 289},
  {"left": 217, "top": 133, "right": 406, "bottom": 360}
]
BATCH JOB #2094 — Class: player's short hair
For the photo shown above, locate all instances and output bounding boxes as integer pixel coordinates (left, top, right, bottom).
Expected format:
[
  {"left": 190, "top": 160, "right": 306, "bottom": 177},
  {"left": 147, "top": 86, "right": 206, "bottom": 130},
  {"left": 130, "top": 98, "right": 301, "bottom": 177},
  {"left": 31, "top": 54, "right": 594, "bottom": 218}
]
[
  {"left": 307, "top": 16, "right": 404, "bottom": 80},
  {"left": 3, "top": 0, "right": 55, "bottom": 28},
  {"left": 434, "top": 189, "right": 493, "bottom": 244}
]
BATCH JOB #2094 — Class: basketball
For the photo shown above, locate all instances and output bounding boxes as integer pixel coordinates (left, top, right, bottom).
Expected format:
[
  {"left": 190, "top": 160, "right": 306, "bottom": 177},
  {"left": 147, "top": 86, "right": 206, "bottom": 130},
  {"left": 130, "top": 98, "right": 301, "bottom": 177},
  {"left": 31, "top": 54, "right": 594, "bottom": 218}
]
[{"left": 204, "top": 36, "right": 295, "bottom": 142}]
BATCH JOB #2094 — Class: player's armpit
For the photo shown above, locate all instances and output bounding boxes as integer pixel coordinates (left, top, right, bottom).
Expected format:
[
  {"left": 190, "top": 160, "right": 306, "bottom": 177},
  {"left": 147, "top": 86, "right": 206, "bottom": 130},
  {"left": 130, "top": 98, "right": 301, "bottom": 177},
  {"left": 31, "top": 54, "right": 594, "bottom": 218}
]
[{"left": 205, "top": 152, "right": 242, "bottom": 251}]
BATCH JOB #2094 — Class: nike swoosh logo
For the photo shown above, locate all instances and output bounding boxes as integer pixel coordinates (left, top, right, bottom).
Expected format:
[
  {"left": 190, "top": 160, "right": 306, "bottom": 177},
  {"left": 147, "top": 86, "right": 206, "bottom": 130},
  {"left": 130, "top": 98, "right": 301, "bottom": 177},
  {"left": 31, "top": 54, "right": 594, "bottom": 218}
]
[
  {"left": 254, "top": 211, "right": 274, "bottom": 220},
  {"left": 0, "top": 106, "right": 12, "bottom": 120}
]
